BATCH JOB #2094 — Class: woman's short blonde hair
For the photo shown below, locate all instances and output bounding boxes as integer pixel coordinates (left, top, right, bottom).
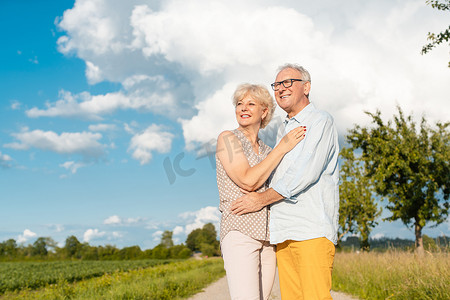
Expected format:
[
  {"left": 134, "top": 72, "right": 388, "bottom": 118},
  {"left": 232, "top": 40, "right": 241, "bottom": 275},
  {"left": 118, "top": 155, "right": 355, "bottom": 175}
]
[{"left": 232, "top": 83, "right": 276, "bottom": 129}]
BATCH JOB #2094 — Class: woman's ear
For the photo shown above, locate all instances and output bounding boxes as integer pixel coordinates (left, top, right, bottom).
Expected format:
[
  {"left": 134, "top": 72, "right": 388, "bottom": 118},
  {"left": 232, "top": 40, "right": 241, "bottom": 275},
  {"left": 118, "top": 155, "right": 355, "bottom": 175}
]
[{"left": 262, "top": 107, "right": 268, "bottom": 119}]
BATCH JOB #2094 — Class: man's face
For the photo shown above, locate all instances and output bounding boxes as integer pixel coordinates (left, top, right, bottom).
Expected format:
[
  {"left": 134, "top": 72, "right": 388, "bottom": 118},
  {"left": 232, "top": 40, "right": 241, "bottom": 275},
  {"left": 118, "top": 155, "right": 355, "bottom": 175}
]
[{"left": 274, "top": 68, "right": 310, "bottom": 117}]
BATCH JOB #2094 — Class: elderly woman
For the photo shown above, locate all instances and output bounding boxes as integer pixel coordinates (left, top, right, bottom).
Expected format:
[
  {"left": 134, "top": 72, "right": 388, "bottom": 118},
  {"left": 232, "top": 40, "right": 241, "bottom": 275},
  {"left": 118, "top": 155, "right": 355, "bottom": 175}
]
[{"left": 216, "top": 83, "right": 305, "bottom": 300}]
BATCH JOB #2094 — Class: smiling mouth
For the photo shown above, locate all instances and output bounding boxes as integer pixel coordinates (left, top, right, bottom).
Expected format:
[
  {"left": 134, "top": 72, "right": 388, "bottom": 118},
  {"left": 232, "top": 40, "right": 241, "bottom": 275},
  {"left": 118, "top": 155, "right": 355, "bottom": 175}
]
[{"left": 241, "top": 114, "right": 251, "bottom": 118}]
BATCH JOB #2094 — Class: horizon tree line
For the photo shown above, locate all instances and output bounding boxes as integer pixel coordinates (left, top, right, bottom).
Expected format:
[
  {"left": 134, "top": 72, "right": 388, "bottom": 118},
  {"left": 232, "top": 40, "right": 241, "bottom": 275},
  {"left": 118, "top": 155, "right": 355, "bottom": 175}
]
[{"left": 0, "top": 223, "right": 219, "bottom": 261}]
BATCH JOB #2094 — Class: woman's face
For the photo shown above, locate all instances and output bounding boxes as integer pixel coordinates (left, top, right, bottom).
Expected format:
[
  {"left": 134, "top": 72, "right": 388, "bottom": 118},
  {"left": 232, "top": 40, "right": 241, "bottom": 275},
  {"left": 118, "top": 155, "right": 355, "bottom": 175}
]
[{"left": 235, "top": 95, "right": 268, "bottom": 128}]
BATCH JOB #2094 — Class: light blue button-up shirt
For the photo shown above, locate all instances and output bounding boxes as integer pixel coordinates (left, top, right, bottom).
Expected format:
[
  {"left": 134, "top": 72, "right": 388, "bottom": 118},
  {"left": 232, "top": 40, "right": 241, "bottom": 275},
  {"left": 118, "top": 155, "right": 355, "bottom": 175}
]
[{"left": 269, "top": 102, "right": 339, "bottom": 245}]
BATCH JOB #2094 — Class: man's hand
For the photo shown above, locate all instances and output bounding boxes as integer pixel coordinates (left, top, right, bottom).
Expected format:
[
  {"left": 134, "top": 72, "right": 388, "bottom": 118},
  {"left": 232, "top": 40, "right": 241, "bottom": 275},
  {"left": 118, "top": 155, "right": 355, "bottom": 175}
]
[{"left": 231, "top": 191, "right": 264, "bottom": 215}]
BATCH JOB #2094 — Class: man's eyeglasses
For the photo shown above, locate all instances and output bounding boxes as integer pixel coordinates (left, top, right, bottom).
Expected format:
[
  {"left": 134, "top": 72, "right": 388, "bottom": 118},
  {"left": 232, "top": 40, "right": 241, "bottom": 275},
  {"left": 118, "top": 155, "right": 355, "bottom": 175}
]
[{"left": 271, "top": 79, "right": 303, "bottom": 91}]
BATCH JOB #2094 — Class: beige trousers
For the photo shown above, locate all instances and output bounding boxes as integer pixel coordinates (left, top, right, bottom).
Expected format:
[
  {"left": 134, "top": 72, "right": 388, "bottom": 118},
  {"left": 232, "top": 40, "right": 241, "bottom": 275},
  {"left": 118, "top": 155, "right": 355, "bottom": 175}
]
[{"left": 221, "top": 230, "right": 276, "bottom": 300}]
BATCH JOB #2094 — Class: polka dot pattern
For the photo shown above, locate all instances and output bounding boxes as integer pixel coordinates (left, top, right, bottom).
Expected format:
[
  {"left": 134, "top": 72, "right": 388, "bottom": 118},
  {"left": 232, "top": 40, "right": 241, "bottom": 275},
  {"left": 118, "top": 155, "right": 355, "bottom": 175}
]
[{"left": 216, "top": 129, "right": 272, "bottom": 243}]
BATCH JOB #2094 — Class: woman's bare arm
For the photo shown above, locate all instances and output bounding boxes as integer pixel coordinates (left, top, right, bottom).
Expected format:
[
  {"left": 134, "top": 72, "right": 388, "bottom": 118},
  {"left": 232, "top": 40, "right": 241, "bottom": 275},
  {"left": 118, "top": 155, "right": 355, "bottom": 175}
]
[{"left": 216, "top": 127, "right": 305, "bottom": 191}]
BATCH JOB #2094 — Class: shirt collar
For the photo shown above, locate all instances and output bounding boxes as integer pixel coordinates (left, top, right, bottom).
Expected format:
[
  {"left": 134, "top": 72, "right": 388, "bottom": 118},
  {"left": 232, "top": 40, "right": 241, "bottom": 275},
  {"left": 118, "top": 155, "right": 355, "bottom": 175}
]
[{"left": 284, "top": 102, "right": 315, "bottom": 125}]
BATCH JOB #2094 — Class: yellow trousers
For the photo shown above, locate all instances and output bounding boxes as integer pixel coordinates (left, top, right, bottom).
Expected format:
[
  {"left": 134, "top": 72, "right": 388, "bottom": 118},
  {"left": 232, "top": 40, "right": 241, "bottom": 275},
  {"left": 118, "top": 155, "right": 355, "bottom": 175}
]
[{"left": 276, "top": 237, "right": 335, "bottom": 300}]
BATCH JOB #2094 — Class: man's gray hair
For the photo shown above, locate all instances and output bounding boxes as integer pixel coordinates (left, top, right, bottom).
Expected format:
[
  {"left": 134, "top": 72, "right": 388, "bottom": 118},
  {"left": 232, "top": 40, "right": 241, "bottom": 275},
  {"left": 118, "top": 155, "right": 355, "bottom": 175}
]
[{"left": 278, "top": 63, "right": 311, "bottom": 82}]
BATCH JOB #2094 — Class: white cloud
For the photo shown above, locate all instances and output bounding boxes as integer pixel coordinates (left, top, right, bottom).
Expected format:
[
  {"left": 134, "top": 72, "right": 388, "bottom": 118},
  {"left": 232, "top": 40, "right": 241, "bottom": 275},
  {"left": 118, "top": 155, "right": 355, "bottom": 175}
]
[
  {"left": 152, "top": 230, "right": 163, "bottom": 242},
  {"left": 26, "top": 90, "right": 128, "bottom": 120},
  {"left": 48, "top": 224, "right": 65, "bottom": 233},
  {"left": 372, "top": 233, "right": 385, "bottom": 240},
  {"left": 122, "top": 74, "right": 167, "bottom": 90},
  {"left": 179, "top": 206, "right": 220, "bottom": 235},
  {"left": 4, "top": 128, "right": 105, "bottom": 158},
  {"left": 17, "top": 229, "right": 37, "bottom": 243},
  {"left": 130, "top": 2, "right": 321, "bottom": 74},
  {"left": 56, "top": 0, "right": 131, "bottom": 56},
  {"left": 112, "top": 231, "right": 124, "bottom": 238},
  {"left": 124, "top": 121, "right": 138, "bottom": 134},
  {"left": 103, "top": 215, "right": 145, "bottom": 226},
  {"left": 104, "top": 215, "right": 122, "bottom": 225},
  {"left": 0, "top": 151, "right": 13, "bottom": 168},
  {"left": 52, "top": 0, "right": 449, "bottom": 148},
  {"left": 29, "top": 56, "right": 39, "bottom": 64},
  {"left": 128, "top": 124, "right": 174, "bottom": 165},
  {"left": 173, "top": 226, "right": 184, "bottom": 236},
  {"left": 126, "top": 217, "right": 143, "bottom": 224},
  {"left": 10, "top": 100, "right": 21, "bottom": 110},
  {"left": 60, "top": 161, "right": 86, "bottom": 174},
  {"left": 83, "top": 228, "right": 106, "bottom": 242},
  {"left": 88, "top": 123, "right": 117, "bottom": 132},
  {"left": 180, "top": 82, "right": 238, "bottom": 150},
  {"left": 26, "top": 85, "right": 180, "bottom": 120},
  {"left": 85, "top": 61, "right": 103, "bottom": 84},
  {"left": 0, "top": 152, "right": 12, "bottom": 161}
]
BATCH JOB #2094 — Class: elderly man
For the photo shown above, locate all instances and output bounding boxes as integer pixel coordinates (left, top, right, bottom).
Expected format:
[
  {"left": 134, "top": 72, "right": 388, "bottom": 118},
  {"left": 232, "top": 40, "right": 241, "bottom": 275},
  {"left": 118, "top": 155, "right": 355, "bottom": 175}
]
[{"left": 231, "top": 64, "right": 339, "bottom": 300}]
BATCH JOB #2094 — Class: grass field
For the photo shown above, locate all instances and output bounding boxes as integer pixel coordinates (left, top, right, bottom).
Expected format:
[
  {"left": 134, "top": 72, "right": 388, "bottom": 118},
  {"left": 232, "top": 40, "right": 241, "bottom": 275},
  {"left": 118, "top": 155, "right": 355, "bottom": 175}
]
[
  {"left": 2, "top": 251, "right": 448, "bottom": 299},
  {"left": 0, "top": 258, "right": 225, "bottom": 299},
  {"left": 0, "top": 259, "right": 171, "bottom": 294},
  {"left": 332, "top": 251, "right": 450, "bottom": 300}
]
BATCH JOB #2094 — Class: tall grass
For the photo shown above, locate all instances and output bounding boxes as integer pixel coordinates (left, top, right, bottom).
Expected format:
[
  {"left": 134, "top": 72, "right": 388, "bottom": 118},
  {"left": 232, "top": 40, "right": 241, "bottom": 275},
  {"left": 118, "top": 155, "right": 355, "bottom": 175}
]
[
  {"left": 332, "top": 250, "right": 449, "bottom": 299},
  {"left": 2, "top": 258, "right": 225, "bottom": 300}
]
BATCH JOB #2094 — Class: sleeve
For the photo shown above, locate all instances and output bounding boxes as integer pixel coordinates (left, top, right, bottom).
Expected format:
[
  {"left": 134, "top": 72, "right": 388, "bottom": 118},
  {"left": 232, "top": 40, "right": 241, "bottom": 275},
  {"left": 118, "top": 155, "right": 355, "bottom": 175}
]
[{"left": 271, "top": 114, "right": 338, "bottom": 202}]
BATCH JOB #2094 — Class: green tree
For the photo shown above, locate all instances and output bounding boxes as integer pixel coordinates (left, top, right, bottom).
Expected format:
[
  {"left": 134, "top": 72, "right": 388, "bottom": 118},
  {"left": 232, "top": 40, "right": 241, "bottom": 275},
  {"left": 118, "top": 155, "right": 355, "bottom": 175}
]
[
  {"left": 200, "top": 243, "right": 216, "bottom": 257},
  {"left": 1, "top": 239, "right": 18, "bottom": 258},
  {"left": 169, "top": 244, "right": 192, "bottom": 259},
  {"left": 152, "top": 244, "right": 169, "bottom": 259},
  {"left": 186, "top": 228, "right": 202, "bottom": 251},
  {"left": 202, "top": 223, "right": 217, "bottom": 242},
  {"left": 186, "top": 223, "right": 219, "bottom": 254},
  {"left": 44, "top": 237, "right": 58, "bottom": 254},
  {"left": 64, "top": 235, "right": 82, "bottom": 258},
  {"left": 160, "top": 230, "right": 174, "bottom": 248},
  {"left": 422, "top": 234, "right": 438, "bottom": 251},
  {"left": 421, "top": 0, "right": 450, "bottom": 67},
  {"left": 339, "top": 147, "right": 382, "bottom": 251},
  {"left": 30, "top": 237, "right": 58, "bottom": 257},
  {"left": 81, "top": 245, "right": 99, "bottom": 260},
  {"left": 97, "top": 244, "right": 119, "bottom": 260},
  {"left": 347, "top": 107, "right": 449, "bottom": 254},
  {"left": 142, "top": 248, "right": 153, "bottom": 259},
  {"left": 178, "top": 247, "right": 192, "bottom": 259},
  {"left": 118, "top": 246, "right": 142, "bottom": 259},
  {"left": 20, "top": 244, "right": 34, "bottom": 258},
  {"left": 32, "top": 237, "right": 49, "bottom": 256}
]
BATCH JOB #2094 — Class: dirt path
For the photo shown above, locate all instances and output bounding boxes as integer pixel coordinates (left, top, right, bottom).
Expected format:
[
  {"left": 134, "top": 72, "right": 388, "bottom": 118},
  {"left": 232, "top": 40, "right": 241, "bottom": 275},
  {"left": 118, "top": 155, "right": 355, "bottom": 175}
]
[{"left": 188, "top": 270, "right": 357, "bottom": 300}]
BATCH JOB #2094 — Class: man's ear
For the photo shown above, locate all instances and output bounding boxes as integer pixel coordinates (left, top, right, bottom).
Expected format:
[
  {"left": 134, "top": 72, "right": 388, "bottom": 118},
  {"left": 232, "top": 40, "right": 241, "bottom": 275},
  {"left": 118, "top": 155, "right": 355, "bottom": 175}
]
[{"left": 304, "top": 81, "right": 311, "bottom": 96}]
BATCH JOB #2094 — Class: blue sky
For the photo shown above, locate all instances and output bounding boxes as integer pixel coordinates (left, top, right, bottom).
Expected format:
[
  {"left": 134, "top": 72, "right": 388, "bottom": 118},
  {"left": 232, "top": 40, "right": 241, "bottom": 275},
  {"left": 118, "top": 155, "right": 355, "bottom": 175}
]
[{"left": 1, "top": 0, "right": 449, "bottom": 249}]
